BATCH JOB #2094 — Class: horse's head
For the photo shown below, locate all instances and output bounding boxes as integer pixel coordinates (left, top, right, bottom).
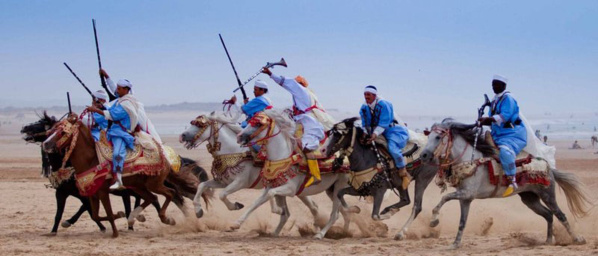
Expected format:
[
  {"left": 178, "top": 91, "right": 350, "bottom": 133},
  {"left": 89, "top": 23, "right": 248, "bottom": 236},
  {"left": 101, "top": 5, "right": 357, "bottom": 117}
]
[
  {"left": 43, "top": 113, "right": 81, "bottom": 153},
  {"left": 420, "top": 118, "right": 489, "bottom": 163},
  {"left": 237, "top": 112, "right": 274, "bottom": 146},
  {"left": 420, "top": 121, "right": 451, "bottom": 163},
  {"left": 180, "top": 115, "right": 214, "bottom": 149},
  {"left": 21, "top": 111, "right": 57, "bottom": 143},
  {"left": 325, "top": 117, "right": 360, "bottom": 157}
]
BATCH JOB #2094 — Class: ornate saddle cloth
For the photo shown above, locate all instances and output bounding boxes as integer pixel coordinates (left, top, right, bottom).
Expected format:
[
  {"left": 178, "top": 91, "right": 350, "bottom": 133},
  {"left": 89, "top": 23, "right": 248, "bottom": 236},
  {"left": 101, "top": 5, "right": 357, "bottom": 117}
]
[
  {"left": 95, "top": 131, "right": 168, "bottom": 178},
  {"left": 374, "top": 136, "right": 423, "bottom": 168},
  {"left": 435, "top": 155, "right": 551, "bottom": 189}
]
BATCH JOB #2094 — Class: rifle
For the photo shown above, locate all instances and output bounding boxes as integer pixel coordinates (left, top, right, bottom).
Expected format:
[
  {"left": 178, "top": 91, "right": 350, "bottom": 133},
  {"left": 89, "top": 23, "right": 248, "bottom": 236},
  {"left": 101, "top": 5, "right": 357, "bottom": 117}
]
[
  {"left": 471, "top": 94, "right": 492, "bottom": 161},
  {"left": 63, "top": 62, "right": 95, "bottom": 100},
  {"left": 67, "top": 92, "right": 72, "bottom": 114},
  {"left": 92, "top": 19, "right": 116, "bottom": 101},
  {"left": 219, "top": 34, "right": 248, "bottom": 100}
]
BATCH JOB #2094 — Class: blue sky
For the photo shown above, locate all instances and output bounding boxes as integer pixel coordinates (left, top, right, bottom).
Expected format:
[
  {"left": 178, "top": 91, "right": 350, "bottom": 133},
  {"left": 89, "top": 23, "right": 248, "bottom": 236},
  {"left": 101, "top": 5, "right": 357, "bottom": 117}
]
[{"left": 1, "top": 0, "right": 596, "bottom": 116}]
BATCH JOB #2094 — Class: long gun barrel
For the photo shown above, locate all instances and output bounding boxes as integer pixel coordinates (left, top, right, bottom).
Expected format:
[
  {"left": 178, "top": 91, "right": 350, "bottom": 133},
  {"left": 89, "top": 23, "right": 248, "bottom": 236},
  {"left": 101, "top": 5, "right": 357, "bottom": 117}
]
[
  {"left": 63, "top": 62, "right": 94, "bottom": 99},
  {"left": 92, "top": 19, "right": 116, "bottom": 101}
]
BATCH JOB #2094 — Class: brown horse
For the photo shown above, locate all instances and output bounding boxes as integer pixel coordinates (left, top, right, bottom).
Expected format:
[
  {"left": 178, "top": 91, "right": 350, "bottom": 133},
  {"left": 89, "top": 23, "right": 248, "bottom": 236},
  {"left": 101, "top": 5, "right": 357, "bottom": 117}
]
[{"left": 43, "top": 113, "right": 192, "bottom": 237}]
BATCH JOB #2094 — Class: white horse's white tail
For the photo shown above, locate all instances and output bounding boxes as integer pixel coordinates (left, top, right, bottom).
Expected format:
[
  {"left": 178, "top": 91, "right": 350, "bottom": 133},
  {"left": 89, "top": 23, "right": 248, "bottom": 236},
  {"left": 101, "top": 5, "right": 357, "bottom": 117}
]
[{"left": 552, "top": 168, "right": 595, "bottom": 219}]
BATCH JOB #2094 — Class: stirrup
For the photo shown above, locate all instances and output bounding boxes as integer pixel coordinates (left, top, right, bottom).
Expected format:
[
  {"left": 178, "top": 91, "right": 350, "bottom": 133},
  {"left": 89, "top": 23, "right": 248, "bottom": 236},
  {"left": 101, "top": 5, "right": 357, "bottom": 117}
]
[
  {"left": 502, "top": 184, "right": 515, "bottom": 197},
  {"left": 305, "top": 176, "right": 321, "bottom": 188},
  {"left": 109, "top": 180, "right": 125, "bottom": 190}
]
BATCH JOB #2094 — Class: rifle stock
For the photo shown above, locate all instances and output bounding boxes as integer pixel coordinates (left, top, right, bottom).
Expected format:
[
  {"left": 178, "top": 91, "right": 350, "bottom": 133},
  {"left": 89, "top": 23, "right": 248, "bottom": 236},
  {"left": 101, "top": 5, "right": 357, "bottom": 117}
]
[{"left": 63, "top": 62, "right": 94, "bottom": 100}]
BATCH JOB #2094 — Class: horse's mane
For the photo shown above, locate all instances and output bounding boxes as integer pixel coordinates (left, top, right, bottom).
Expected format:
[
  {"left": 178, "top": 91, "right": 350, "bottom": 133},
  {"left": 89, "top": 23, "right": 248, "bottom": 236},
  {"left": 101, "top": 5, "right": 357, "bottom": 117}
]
[
  {"left": 208, "top": 111, "right": 242, "bottom": 134},
  {"left": 433, "top": 118, "right": 497, "bottom": 157},
  {"left": 264, "top": 108, "right": 297, "bottom": 148}
]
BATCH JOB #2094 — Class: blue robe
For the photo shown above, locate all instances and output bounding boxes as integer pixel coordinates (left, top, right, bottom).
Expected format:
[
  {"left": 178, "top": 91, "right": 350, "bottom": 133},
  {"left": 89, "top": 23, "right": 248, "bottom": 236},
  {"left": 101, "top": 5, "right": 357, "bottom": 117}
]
[
  {"left": 240, "top": 95, "right": 271, "bottom": 128},
  {"left": 360, "top": 99, "right": 409, "bottom": 168},
  {"left": 90, "top": 112, "right": 108, "bottom": 142},
  {"left": 105, "top": 103, "right": 135, "bottom": 173},
  {"left": 488, "top": 92, "right": 527, "bottom": 176}
]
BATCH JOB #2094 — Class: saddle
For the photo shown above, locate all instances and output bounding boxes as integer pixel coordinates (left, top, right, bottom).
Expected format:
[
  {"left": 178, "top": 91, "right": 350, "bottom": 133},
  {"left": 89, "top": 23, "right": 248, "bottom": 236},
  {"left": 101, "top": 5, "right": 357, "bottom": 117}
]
[
  {"left": 293, "top": 124, "right": 350, "bottom": 173},
  {"left": 373, "top": 135, "right": 423, "bottom": 171},
  {"left": 95, "top": 131, "right": 169, "bottom": 177}
]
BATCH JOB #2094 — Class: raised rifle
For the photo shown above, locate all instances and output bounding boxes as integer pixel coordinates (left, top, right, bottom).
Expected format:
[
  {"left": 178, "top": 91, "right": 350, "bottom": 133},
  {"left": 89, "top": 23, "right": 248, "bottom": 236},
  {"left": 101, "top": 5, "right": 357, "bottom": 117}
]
[
  {"left": 63, "top": 62, "right": 95, "bottom": 101},
  {"left": 92, "top": 19, "right": 116, "bottom": 101},
  {"left": 67, "top": 92, "right": 72, "bottom": 114},
  {"left": 471, "top": 94, "right": 492, "bottom": 161},
  {"left": 232, "top": 57, "right": 287, "bottom": 93}
]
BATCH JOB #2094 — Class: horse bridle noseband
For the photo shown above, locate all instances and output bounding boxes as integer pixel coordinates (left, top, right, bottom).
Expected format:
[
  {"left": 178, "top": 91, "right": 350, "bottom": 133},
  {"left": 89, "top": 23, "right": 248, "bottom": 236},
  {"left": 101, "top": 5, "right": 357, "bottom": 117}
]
[{"left": 189, "top": 116, "right": 222, "bottom": 153}]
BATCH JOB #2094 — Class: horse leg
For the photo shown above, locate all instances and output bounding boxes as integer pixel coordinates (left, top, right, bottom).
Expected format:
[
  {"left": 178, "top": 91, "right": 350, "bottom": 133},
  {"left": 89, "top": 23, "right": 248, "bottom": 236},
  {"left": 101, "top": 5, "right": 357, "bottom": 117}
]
[
  {"left": 371, "top": 186, "right": 389, "bottom": 220},
  {"left": 147, "top": 180, "right": 176, "bottom": 225},
  {"left": 47, "top": 189, "right": 68, "bottom": 235},
  {"left": 130, "top": 191, "right": 149, "bottom": 223},
  {"left": 193, "top": 179, "right": 224, "bottom": 218},
  {"left": 97, "top": 190, "right": 120, "bottom": 238},
  {"left": 539, "top": 189, "right": 586, "bottom": 244},
  {"left": 381, "top": 173, "right": 411, "bottom": 219},
  {"left": 272, "top": 195, "right": 290, "bottom": 236},
  {"left": 519, "top": 192, "right": 554, "bottom": 244},
  {"left": 394, "top": 170, "right": 433, "bottom": 240},
  {"left": 315, "top": 179, "right": 344, "bottom": 240},
  {"left": 230, "top": 188, "right": 273, "bottom": 231},
  {"left": 451, "top": 199, "right": 473, "bottom": 249},
  {"left": 299, "top": 195, "right": 321, "bottom": 229},
  {"left": 126, "top": 188, "right": 158, "bottom": 227},
  {"left": 77, "top": 196, "right": 106, "bottom": 232},
  {"left": 220, "top": 179, "right": 249, "bottom": 211},
  {"left": 120, "top": 191, "right": 134, "bottom": 231},
  {"left": 430, "top": 190, "right": 469, "bottom": 228}
]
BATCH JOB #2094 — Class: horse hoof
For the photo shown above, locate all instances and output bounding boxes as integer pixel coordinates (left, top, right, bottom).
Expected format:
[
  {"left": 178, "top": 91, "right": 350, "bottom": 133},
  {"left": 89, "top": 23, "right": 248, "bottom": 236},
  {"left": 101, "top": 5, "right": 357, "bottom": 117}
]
[
  {"left": 136, "top": 214, "right": 146, "bottom": 222},
  {"left": 196, "top": 209, "right": 204, "bottom": 218},
  {"left": 61, "top": 220, "right": 72, "bottom": 228},
  {"left": 394, "top": 233, "right": 405, "bottom": 241},
  {"left": 574, "top": 236, "right": 586, "bottom": 244},
  {"left": 371, "top": 215, "right": 381, "bottom": 221},
  {"left": 100, "top": 228, "right": 107, "bottom": 233},
  {"left": 449, "top": 243, "right": 460, "bottom": 250},
  {"left": 313, "top": 233, "right": 324, "bottom": 240},
  {"left": 128, "top": 226, "right": 134, "bottom": 231},
  {"left": 165, "top": 217, "right": 176, "bottom": 226},
  {"left": 116, "top": 211, "right": 126, "bottom": 218},
  {"left": 228, "top": 223, "right": 241, "bottom": 231},
  {"left": 430, "top": 219, "right": 440, "bottom": 228},
  {"left": 234, "top": 202, "right": 244, "bottom": 210},
  {"left": 348, "top": 206, "right": 361, "bottom": 214},
  {"left": 41, "top": 232, "right": 57, "bottom": 237},
  {"left": 112, "top": 232, "right": 119, "bottom": 238}
]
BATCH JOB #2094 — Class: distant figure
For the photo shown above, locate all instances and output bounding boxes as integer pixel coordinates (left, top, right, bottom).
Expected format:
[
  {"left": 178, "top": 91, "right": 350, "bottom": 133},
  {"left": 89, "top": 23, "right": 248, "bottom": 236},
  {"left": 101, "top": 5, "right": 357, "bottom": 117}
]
[
  {"left": 543, "top": 135, "right": 548, "bottom": 145},
  {"left": 535, "top": 129, "right": 542, "bottom": 140},
  {"left": 571, "top": 140, "right": 582, "bottom": 149},
  {"left": 591, "top": 135, "right": 597, "bottom": 148}
]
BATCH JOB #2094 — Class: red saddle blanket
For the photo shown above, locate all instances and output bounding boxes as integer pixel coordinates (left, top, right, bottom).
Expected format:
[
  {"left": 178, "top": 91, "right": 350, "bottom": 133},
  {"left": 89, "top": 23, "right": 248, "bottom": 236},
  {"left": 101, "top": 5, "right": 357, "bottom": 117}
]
[{"left": 485, "top": 155, "right": 551, "bottom": 187}]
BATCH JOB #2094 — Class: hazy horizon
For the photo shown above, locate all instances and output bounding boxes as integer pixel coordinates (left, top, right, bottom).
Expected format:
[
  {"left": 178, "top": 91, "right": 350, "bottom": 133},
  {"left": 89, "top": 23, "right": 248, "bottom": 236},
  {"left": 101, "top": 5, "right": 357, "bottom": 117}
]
[{"left": 1, "top": 1, "right": 597, "bottom": 116}]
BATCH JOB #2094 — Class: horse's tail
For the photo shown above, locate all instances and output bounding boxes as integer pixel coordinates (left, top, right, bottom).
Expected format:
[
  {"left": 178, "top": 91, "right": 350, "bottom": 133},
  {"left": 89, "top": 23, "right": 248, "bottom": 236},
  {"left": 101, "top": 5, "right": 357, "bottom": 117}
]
[
  {"left": 552, "top": 168, "right": 595, "bottom": 219},
  {"left": 177, "top": 157, "right": 213, "bottom": 209}
]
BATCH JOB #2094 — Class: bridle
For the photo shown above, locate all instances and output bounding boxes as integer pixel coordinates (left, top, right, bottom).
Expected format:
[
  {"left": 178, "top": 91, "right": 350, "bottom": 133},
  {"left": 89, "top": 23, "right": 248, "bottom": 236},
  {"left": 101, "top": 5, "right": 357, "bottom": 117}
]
[
  {"left": 243, "top": 113, "right": 280, "bottom": 147},
  {"left": 429, "top": 126, "right": 470, "bottom": 170},
  {"left": 47, "top": 117, "right": 81, "bottom": 174},
  {"left": 188, "top": 115, "right": 223, "bottom": 153},
  {"left": 330, "top": 124, "right": 357, "bottom": 158}
]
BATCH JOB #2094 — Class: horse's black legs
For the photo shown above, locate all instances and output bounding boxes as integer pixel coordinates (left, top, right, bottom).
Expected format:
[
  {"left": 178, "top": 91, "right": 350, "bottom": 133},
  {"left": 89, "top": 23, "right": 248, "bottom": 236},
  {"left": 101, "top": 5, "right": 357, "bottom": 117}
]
[
  {"left": 49, "top": 189, "right": 68, "bottom": 235},
  {"left": 120, "top": 192, "right": 133, "bottom": 230},
  {"left": 337, "top": 187, "right": 360, "bottom": 212},
  {"left": 519, "top": 192, "right": 553, "bottom": 244},
  {"left": 63, "top": 203, "right": 87, "bottom": 228},
  {"left": 452, "top": 199, "right": 473, "bottom": 249},
  {"left": 381, "top": 173, "right": 411, "bottom": 218},
  {"left": 371, "top": 186, "right": 388, "bottom": 220}
]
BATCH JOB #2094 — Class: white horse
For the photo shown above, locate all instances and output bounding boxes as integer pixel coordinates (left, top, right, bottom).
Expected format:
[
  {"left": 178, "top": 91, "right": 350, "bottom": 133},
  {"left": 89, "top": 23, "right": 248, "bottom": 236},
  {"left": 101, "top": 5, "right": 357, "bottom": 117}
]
[
  {"left": 179, "top": 112, "right": 320, "bottom": 222},
  {"left": 236, "top": 109, "right": 357, "bottom": 239},
  {"left": 420, "top": 119, "right": 593, "bottom": 249}
]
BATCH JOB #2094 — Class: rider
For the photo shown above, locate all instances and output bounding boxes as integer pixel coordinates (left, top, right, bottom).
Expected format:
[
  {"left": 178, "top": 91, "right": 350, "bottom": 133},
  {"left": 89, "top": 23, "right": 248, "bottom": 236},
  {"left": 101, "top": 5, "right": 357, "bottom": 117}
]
[
  {"left": 478, "top": 75, "right": 527, "bottom": 197},
  {"left": 262, "top": 68, "right": 324, "bottom": 187},
  {"left": 86, "top": 78, "right": 139, "bottom": 190},
  {"left": 360, "top": 85, "right": 411, "bottom": 190},
  {"left": 89, "top": 90, "right": 109, "bottom": 142},
  {"left": 229, "top": 80, "right": 272, "bottom": 128}
]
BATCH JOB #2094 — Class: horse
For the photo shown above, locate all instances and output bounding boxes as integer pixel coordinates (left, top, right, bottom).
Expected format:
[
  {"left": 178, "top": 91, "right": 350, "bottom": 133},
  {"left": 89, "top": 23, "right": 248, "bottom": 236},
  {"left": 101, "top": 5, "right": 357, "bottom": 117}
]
[
  {"left": 179, "top": 112, "right": 321, "bottom": 225},
  {"left": 236, "top": 109, "right": 357, "bottom": 239},
  {"left": 22, "top": 112, "right": 209, "bottom": 235},
  {"left": 325, "top": 117, "right": 438, "bottom": 240},
  {"left": 420, "top": 118, "right": 594, "bottom": 249},
  {"left": 42, "top": 113, "right": 200, "bottom": 238}
]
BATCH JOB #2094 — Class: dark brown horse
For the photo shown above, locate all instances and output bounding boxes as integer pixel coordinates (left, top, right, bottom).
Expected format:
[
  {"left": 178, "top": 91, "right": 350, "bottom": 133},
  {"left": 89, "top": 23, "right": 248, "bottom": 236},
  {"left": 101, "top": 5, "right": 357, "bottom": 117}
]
[{"left": 43, "top": 113, "right": 199, "bottom": 237}]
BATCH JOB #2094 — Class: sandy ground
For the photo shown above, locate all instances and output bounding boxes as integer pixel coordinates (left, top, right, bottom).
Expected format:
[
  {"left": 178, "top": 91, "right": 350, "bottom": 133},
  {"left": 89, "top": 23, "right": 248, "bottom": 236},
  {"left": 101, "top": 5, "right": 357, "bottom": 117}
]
[{"left": 1, "top": 121, "right": 598, "bottom": 256}]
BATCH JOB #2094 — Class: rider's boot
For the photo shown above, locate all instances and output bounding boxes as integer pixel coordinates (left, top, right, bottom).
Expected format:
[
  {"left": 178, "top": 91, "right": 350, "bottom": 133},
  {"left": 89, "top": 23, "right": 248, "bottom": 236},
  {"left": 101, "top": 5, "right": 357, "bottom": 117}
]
[
  {"left": 110, "top": 172, "right": 125, "bottom": 190},
  {"left": 305, "top": 148, "right": 321, "bottom": 188},
  {"left": 398, "top": 167, "right": 411, "bottom": 190},
  {"left": 502, "top": 175, "right": 517, "bottom": 197}
]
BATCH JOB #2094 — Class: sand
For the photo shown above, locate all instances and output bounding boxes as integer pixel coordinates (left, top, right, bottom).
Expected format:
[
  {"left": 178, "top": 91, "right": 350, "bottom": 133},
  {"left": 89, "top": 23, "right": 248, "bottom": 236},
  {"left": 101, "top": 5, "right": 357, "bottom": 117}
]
[{"left": 1, "top": 121, "right": 598, "bottom": 256}]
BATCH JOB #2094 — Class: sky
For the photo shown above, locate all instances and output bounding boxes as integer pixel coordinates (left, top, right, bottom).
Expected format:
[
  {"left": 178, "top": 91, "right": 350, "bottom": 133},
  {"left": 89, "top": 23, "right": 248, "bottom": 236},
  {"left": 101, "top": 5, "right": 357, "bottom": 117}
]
[{"left": 1, "top": 0, "right": 597, "bottom": 116}]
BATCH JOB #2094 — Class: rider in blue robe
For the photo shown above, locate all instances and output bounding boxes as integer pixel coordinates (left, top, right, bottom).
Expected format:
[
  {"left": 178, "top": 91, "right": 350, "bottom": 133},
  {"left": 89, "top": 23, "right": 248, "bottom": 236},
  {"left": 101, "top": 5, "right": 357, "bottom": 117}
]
[
  {"left": 360, "top": 85, "right": 411, "bottom": 190},
  {"left": 478, "top": 75, "right": 527, "bottom": 197},
  {"left": 89, "top": 90, "right": 109, "bottom": 142}
]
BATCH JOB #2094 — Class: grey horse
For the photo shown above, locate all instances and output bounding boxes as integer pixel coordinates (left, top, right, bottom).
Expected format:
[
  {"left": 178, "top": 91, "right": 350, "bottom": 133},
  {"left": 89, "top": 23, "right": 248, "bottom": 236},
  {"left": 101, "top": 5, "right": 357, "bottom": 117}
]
[{"left": 420, "top": 118, "right": 594, "bottom": 249}]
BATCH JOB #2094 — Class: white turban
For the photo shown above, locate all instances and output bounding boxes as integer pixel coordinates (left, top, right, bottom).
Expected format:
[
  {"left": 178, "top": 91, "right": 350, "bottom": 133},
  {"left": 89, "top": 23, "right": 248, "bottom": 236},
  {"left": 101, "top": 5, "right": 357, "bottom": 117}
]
[
  {"left": 364, "top": 85, "right": 377, "bottom": 94},
  {"left": 92, "top": 90, "right": 108, "bottom": 101},
  {"left": 254, "top": 80, "right": 268, "bottom": 90},
  {"left": 492, "top": 75, "right": 508, "bottom": 84},
  {"left": 117, "top": 79, "right": 133, "bottom": 88}
]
